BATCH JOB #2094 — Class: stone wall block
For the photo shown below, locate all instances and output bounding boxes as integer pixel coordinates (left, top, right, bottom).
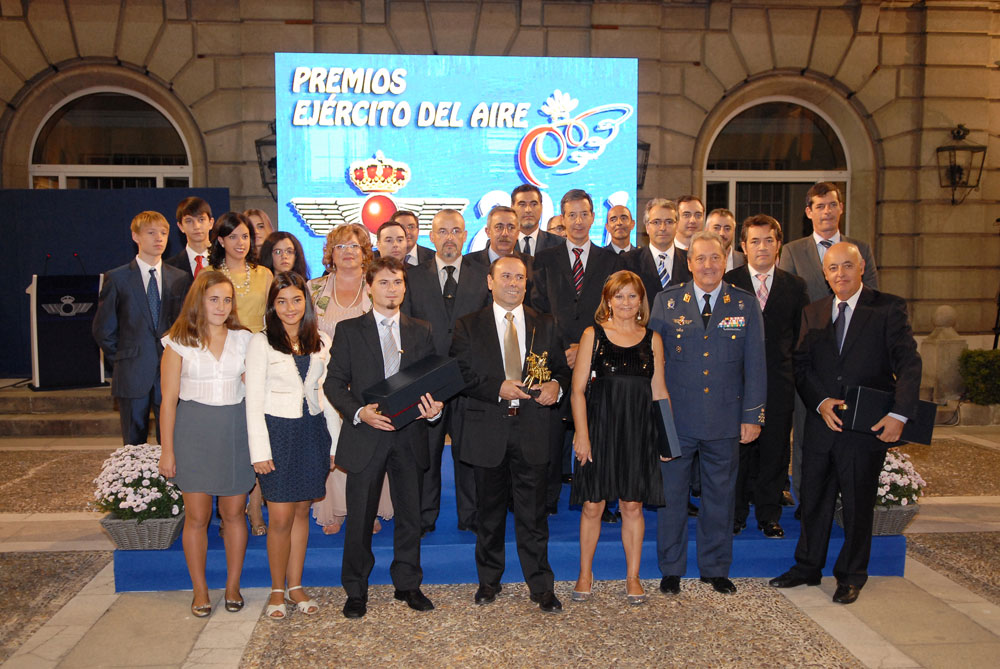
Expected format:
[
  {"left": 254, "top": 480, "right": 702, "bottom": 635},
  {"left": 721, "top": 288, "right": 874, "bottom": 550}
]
[
  {"left": 118, "top": 0, "right": 164, "bottom": 67},
  {"left": 592, "top": 3, "right": 661, "bottom": 27},
  {"left": 809, "top": 8, "right": 852, "bottom": 75},
  {"left": 876, "top": 202, "right": 916, "bottom": 234},
  {"left": 173, "top": 58, "right": 216, "bottom": 103},
  {"left": 917, "top": 166, "right": 957, "bottom": 202},
  {"left": 881, "top": 35, "right": 920, "bottom": 67},
  {"left": 926, "top": 7, "right": 991, "bottom": 34},
  {"left": 428, "top": 3, "right": 479, "bottom": 55},
  {"left": 593, "top": 27, "right": 660, "bottom": 59},
  {"left": 239, "top": 0, "right": 312, "bottom": 20},
  {"left": 877, "top": 268, "right": 914, "bottom": 299},
  {"left": 917, "top": 203, "right": 994, "bottom": 234},
  {"left": 659, "top": 130, "right": 696, "bottom": 167},
  {"left": 191, "top": 88, "right": 243, "bottom": 132},
  {"left": 872, "top": 99, "right": 920, "bottom": 139},
  {"left": 877, "top": 235, "right": 915, "bottom": 267},
  {"left": 359, "top": 25, "right": 396, "bottom": 54},
  {"left": 656, "top": 165, "right": 696, "bottom": 196},
  {"left": 192, "top": 0, "right": 238, "bottom": 21},
  {"left": 207, "top": 163, "right": 245, "bottom": 192},
  {"left": 388, "top": 3, "right": 432, "bottom": 54},
  {"left": 924, "top": 67, "right": 988, "bottom": 100},
  {"left": 203, "top": 125, "right": 242, "bottom": 163},
  {"left": 546, "top": 29, "right": 590, "bottom": 58},
  {"left": 897, "top": 67, "right": 921, "bottom": 97},
  {"left": 543, "top": 3, "right": 590, "bottom": 28},
  {"left": 240, "top": 22, "right": 313, "bottom": 54},
  {"left": 0, "top": 59, "right": 23, "bottom": 104},
  {"left": 473, "top": 3, "right": 516, "bottom": 55},
  {"left": 637, "top": 92, "right": 659, "bottom": 127},
  {"left": 197, "top": 23, "right": 240, "bottom": 55},
  {"left": 730, "top": 8, "right": 772, "bottom": 74},
  {"left": 165, "top": 0, "right": 187, "bottom": 20},
  {"left": 660, "top": 96, "right": 706, "bottom": 138},
  {"left": 881, "top": 167, "right": 916, "bottom": 202},
  {"left": 520, "top": 0, "right": 541, "bottom": 27},
  {"left": 316, "top": 25, "right": 360, "bottom": 53},
  {"left": 638, "top": 62, "right": 659, "bottom": 95},
  {"left": 660, "top": 31, "right": 700, "bottom": 64},
  {"left": 769, "top": 8, "right": 816, "bottom": 70},
  {"left": 0, "top": 21, "right": 48, "bottom": 78},
  {"left": 855, "top": 67, "right": 896, "bottom": 114},
  {"left": 917, "top": 269, "right": 997, "bottom": 301},
  {"left": 68, "top": 0, "right": 120, "bottom": 57},
  {"left": 708, "top": 2, "right": 730, "bottom": 31},
  {"left": 316, "top": 1, "right": 362, "bottom": 24},
  {"left": 27, "top": 0, "right": 77, "bottom": 64},
  {"left": 926, "top": 34, "right": 990, "bottom": 66},
  {"left": 923, "top": 99, "right": 989, "bottom": 135},
  {"left": 507, "top": 27, "right": 542, "bottom": 56},
  {"left": 241, "top": 121, "right": 273, "bottom": 162},
  {"left": 0, "top": 0, "right": 23, "bottom": 17},
  {"left": 916, "top": 235, "right": 1000, "bottom": 267},
  {"left": 661, "top": 6, "right": 707, "bottom": 30},
  {"left": 660, "top": 64, "right": 682, "bottom": 95},
  {"left": 876, "top": 6, "right": 921, "bottom": 34},
  {"left": 147, "top": 23, "right": 193, "bottom": 81},
  {"left": 683, "top": 65, "right": 724, "bottom": 112},
  {"left": 880, "top": 133, "right": 917, "bottom": 167},
  {"left": 913, "top": 302, "right": 991, "bottom": 337},
  {"left": 703, "top": 33, "right": 746, "bottom": 91},
  {"left": 242, "top": 89, "right": 277, "bottom": 124},
  {"left": 362, "top": 0, "right": 385, "bottom": 24},
  {"left": 835, "top": 35, "right": 878, "bottom": 92},
  {"left": 215, "top": 57, "right": 243, "bottom": 89}
]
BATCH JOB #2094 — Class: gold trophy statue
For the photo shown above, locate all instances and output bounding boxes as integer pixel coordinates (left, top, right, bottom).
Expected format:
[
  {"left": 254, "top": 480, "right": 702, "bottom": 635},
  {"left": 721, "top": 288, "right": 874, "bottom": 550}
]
[{"left": 522, "top": 328, "right": 551, "bottom": 398}]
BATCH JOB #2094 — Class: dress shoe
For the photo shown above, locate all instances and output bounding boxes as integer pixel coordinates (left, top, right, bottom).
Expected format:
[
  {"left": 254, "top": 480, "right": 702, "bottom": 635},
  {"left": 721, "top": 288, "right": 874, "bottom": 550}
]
[
  {"left": 394, "top": 588, "right": 434, "bottom": 611},
  {"left": 700, "top": 576, "right": 737, "bottom": 595},
  {"left": 758, "top": 521, "right": 785, "bottom": 539},
  {"left": 561, "top": 473, "right": 573, "bottom": 484},
  {"left": 781, "top": 490, "right": 795, "bottom": 506},
  {"left": 687, "top": 501, "right": 699, "bottom": 517},
  {"left": 794, "top": 506, "right": 802, "bottom": 520},
  {"left": 342, "top": 597, "right": 367, "bottom": 618},
  {"left": 546, "top": 504, "right": 559, "bottom": 516},
  {"left": 474, "top": 583, "right": 501, "bottom": 605},
  {"left": 768, "top": 571, "right": 821, "bottom": 588},
  {"left": 733, "top": 518, "right": 747, "bottom": 535},
  {"left": 601, "top": 509, "right": 621, "bottom": 523},
  {"left": 529, "top": 590, "right": 562, "bottom": 613},
  {"left": 420, "top": 524, "right": 435, "bottom": 538},
  {"left": 457, "top": 522, "right": 477, "bottom": 533},
  {"left": 659, "top": 575, "right": 681, "bottom": 595},
  {"left": 832, "top": 583, "right": 861, "bottom": 604}
]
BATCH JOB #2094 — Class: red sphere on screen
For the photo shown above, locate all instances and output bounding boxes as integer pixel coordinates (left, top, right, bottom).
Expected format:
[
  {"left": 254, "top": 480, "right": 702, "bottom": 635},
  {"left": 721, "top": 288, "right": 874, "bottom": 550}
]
[{"left": 361, "top": 195, "right": 397, "bottom": 233}]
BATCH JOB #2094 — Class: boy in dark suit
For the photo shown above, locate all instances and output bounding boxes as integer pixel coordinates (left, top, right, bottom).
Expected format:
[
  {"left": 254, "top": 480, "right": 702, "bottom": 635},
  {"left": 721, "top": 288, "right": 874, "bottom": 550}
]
[
  {"left": 92, "top": 211, "right": 191, "bottom": 444},
  {"left": 164, "top": 197, "right": 213, "bottom": 279}
]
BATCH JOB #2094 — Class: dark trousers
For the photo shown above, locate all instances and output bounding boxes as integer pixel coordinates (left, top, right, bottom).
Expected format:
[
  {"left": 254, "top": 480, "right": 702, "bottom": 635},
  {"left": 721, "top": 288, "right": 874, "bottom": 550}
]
[
  {"left": 545, "top": 410, "right": 568, "bottom": 508},
  {"left": 790, "top": 430, "right": 887, "bottom": 588},
  {"left": 421, "top": 405, "right": 477, "bottom": 530},
  {"left": 734, "top": 409, "right": 793, "bottom": 525},
  {"left": 473, "top": 417, "right": 554, "bottom": 594},
  {"left": 118, "top": 390, "right": 159, "bottom": 445},
  {"left": 789, "top": 393, "right": 807, "bottom": 501},
  {"left": 342, "top": 438, "right": 423, "bottom": 599}
]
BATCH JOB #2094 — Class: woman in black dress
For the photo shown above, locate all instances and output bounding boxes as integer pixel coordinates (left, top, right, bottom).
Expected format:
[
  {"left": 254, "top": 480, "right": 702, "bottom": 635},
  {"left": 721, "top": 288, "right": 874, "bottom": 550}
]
[
  {"left": 246, "top": 272, "right": 341, "bottom": 619},
  {"left": 570, "top": 270, "right": 671, "bottom": 605}
]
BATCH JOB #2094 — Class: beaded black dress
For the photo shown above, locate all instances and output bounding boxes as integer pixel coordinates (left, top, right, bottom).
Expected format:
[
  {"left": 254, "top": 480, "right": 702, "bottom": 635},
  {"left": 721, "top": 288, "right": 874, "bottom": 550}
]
[{"left": 570, "top": 325, "right": 665, "bottom": 506}]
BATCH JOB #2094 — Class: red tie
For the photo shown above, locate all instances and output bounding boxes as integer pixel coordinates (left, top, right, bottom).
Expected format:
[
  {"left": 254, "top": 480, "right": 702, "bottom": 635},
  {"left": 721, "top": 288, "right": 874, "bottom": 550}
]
[
  {"left": 571, "top": 248, "right": 584, "bottom": 295},
  {"left": 195, "top": 255, "right": 205, "bottom": 277}
]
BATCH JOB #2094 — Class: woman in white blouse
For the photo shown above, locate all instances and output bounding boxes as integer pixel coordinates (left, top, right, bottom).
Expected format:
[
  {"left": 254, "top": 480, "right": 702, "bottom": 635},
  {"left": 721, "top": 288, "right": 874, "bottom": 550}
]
[
  {"left": 159, "top": 271, "right": 254, "bottom": 618},
  {"left": 245, "top": 271, "right": 341, "bottom": 619}
]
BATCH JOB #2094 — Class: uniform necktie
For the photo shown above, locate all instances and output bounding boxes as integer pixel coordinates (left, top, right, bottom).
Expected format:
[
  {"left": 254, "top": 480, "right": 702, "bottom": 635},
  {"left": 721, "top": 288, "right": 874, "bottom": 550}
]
[
  {"left": 522, "top": 237, "right": 532, "bottom": 256},
  {"left": 835, "top": 301, "right": 849, "bottom": 353},
  {"left": 756, "top": 273, "right": 769, "bottom": 310},
  {"left": 194, "top": 255, "right": 205, "bottom": 277},
  {"left": 442, "top": 265, "right": 457, "bottom": 316},
  {"left": 657, "top": 253, "right": 670, "bottom": 288},
  {"left": 701, "top": 293, "right": 712, "bottom": 328},
  {"left": 572, "top": 247, "right": 584, "bottom": 295},
  {"left": 380, "top": 318, "right": 400, "bottom": 377},
  {"left": 503, "top": 312, "right": 521, "bottom": 381},
  {"left": 147, "top": 268, "right": 161, "bottom": 327}
]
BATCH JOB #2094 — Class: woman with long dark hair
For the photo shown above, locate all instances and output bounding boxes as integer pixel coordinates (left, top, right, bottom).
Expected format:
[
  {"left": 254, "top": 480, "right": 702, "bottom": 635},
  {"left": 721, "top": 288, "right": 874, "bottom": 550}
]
[
  {"left": 246, "top": 271, "right": 341, "bottom": 619},
  {"left": 259, "top": 231, "right": 310, "bottom": 280}
]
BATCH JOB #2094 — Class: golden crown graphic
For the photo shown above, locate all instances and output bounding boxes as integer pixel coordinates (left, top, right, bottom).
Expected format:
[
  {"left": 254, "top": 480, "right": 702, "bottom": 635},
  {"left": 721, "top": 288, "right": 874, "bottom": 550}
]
[{"left": 349, "top": 150, "right": 410, "bottom": 193}]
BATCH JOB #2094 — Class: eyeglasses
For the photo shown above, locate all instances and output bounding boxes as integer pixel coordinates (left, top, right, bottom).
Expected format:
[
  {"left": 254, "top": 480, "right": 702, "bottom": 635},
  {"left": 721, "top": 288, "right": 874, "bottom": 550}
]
[
  {"left": 334, "top": 243, "right": 361, "bottom": 251},
  {"left": 272, "top": 248, "right": 296, "bottom": 257},
  {"left": 647, "top": 218, "right": 675, "bottom": 227}
]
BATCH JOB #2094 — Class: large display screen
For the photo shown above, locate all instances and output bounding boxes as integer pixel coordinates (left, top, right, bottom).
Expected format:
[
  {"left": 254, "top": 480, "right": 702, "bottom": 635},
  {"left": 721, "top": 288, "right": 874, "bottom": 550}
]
[{"left": 275, "top": 53, "right": 637, "bottom": 271}]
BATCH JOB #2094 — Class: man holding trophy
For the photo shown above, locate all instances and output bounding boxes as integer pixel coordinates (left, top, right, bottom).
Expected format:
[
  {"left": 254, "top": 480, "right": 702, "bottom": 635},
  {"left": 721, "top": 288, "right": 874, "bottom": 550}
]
[{"left": 450, "top": 256, "right": 571, "bottom": 613}]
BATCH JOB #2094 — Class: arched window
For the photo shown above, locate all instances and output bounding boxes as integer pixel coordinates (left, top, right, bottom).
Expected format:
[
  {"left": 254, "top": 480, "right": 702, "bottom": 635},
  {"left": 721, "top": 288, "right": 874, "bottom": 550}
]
[
  {"left": 704, "top": 99, "right": 850, "bottom": 242},
  {"left": 29, "top": 90, "right": 192, "bottom": 189}
]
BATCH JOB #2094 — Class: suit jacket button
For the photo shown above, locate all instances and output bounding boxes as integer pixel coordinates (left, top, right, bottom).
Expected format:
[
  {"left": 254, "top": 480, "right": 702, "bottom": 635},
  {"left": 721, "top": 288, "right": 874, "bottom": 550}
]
[
  {"left": 837, "top": 376, "right": 843, "bottom": 381},
  {"left": 703, "top": 352, "right": 709, "bottom": 357},
  {"left": 704, "top": 387, "right": 710, "bottom": 393},
  {"left": 703, "top": 370, "right": 709, "bottom": 376},
  {"left": 704, "top": 335, "right": 709, "bottom": 340}
]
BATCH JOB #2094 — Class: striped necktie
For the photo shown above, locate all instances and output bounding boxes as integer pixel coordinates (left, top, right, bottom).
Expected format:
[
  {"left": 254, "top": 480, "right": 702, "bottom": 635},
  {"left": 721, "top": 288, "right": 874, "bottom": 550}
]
[
  {"left": 380, "top": 318, "right": 400, "bottom": 377},
  {"left": 571, "top": 247, "right": 584, "bottom": 295},
  {"left": 657, "top": 253, "right": 670, "bottom": 288},
  {"left": 756, "top": 273, "right": 769, "bottom": 310}
]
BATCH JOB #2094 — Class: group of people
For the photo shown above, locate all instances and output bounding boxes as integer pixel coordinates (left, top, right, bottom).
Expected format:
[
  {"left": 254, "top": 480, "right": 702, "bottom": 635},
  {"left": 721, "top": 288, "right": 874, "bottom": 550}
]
[{"left": 91, "top": 180, "right": 921, "bottom": 620}]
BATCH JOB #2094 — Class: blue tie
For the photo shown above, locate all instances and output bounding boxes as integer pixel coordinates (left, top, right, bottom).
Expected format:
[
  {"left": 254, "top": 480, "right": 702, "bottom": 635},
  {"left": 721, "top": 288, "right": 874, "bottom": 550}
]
[
  {"left": 657, "top": 253, "right": 670, "bottom": 288},
  {"left": 835, "top": 301, "right": 848, "bottom": 352},
  {"left": 147, "top": 268, "right": 161, "bottom": 327}
]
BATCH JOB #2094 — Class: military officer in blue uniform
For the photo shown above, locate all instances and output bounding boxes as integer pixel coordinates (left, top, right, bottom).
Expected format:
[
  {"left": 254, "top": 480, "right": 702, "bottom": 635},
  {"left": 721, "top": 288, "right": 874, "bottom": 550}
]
[{"left": 650, "top": 230, "right": 767, "bottom": 596}]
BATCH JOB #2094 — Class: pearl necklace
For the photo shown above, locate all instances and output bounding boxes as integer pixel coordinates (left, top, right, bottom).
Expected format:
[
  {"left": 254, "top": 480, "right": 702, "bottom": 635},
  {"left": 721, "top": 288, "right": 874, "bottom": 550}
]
[
  {"left": 220, "top": 261, "right": 252, "bottom": 296},
  {"left": 332, "top": 272, "right": 364, "bottom": 310}
]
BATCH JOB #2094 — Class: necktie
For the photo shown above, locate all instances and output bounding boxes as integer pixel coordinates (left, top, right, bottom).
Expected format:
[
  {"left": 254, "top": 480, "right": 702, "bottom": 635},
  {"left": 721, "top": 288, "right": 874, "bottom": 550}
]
[
  {"left": 571, "top": 247, "right": 584, "bottom": 295},
  {"left": 657, "top": 253, "right": 670, "bottom": 288},
  {"left": 835, "top": 301, "right": 849, "bottom": 353},
  {"left": 194, "top": 255, "right": 204, "bottom": 277},
  {"left": 503, "top": 312, "right": 521, "bottom": 381},
  {"left": 442, "top": 266, "right": 457, "bottom": 316},
  {"left": 522, "top": 237, "right": 532, "bottom": 256},
  {"left": 404, "top": 253, "right": 413, "bottom": 265},
  {"left": 380, "top": 318, "right": 400, "bottom": 377},
  {"left": 147, "top": 268, "right": 161, "bottom": 327},
  {"left": 701, "top": 293, "right": 712, "bottom": 328},
  {"left": 818, "top": 238, "right": 833, "bottom": 261},
  {"left": 756, "top": 273, "right": 769, "bottom": 310}
]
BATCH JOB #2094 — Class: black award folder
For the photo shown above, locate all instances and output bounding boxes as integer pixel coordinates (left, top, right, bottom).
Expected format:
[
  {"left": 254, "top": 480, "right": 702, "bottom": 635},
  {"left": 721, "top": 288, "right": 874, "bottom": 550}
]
[
  {"left": 836, "top": 386, "right": 936, "bottom": 445},
  {"left": 652, "top": 399, "right": 683, "bottom": 459},
  {"left": 362, "top": 355, "right": 466, "bottom": 429}
]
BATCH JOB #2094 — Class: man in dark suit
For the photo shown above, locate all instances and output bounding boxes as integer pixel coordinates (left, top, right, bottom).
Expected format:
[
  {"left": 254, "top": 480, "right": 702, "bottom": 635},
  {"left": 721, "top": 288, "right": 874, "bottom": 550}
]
[
  {"left": 649, "top": 231, "right": 766, "bottom": 596},
  {"left": 164, "top": 196, "right": 213, "bottom": 280},
  {"left": 391, "top": 209, "right": 435, "bottom": 267},
  {"left": 724, "top": 215, "right": 809, "bottom": 539},
  {"left": 530, "top": 189, "right": 623, "bottom": 512},
  {"left": 707, "top": 209, "right": 746, "bottom": 272},
  {"left": 465, "top": 206, "right": 534, "bottom": 306},
  {"left": 403, "top": 209, "right": 491, "bottom": 534},
  {"left": 624, "top": 198, "right": 691, "bottom": 304},
  {"left": 604, "top": 204, "right": 635, "bottom": 254},
  {"left": 512, "top": 184, "right": 563, "bottom": 257},
  {"left": 770, "top": 242, "right": 921, "bottom": 605},
  {"left": 93, "top": 211, "right": 191, "bottom": 444},
  {"left": 375, "top": 220, "right": 408, "bottom": 262},
  {"left": 451, "top": 256, "right": 571, "bottom": 613},
  {"left": 325, "top": 256, "right": 444, "bottom": 619},
  {"left": 674, "top": 195, "right": 705, "bottom": 251}
]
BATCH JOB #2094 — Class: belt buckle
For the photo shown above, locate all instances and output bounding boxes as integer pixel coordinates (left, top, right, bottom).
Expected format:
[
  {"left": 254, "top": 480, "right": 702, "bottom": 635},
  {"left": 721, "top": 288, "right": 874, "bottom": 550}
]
[{"left": 506, "top": 407, "right": 519, "bottom": 417}]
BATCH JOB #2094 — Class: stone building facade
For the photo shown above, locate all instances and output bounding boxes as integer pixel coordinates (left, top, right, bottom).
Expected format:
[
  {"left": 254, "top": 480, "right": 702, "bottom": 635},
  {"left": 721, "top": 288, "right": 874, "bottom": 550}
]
[{"left": 1, "top": 0, "right": 998, "bottom": 334}]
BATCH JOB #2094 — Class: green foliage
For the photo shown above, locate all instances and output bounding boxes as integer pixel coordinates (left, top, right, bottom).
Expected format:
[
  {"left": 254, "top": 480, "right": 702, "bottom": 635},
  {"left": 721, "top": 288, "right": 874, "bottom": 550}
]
[{"left": 959, "top": 349, "right": 1000, "bottom": 405}]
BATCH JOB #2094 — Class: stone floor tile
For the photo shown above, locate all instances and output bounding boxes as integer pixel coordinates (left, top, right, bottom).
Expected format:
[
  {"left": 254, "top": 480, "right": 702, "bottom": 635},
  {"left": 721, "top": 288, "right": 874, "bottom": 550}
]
[
  {"left": 949, "top": 601, "right": 1000, "bottom": 637},
  {"left": 78, "top": 563, "right": 116, "bottom": 596},
  {"left": 896, "top": 641, "right": 1000, "bottom": 669},
  {"left": 796, "top": 606, "right": 920, "bottom": 668},
  {"left": 44, "top": 594, "right": 118, "bottom": 627},
  {"left": 181, "top": 646, "right": 245, "bottom": 668},
  {"left": 2, "top": 654, "right": 58, "bottom": 668},
  {"left": 7, "top": 623, "right": 65, "bottom": 656},
  {"left": 906, "top": 558, "right": 985, "bottom": 604},
  {"left": 27, "top": 625, "right": 91, "bottom": 662}
]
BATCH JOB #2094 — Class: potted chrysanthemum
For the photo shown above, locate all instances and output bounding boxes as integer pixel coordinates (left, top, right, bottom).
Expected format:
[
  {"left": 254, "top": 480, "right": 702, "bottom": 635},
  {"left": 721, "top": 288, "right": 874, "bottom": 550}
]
[
  {"left": 93, "top": 443, "right": 185, "bottom": 550},
  {"left": 835, "top": 448, "right": 927, "bottom": 535}
]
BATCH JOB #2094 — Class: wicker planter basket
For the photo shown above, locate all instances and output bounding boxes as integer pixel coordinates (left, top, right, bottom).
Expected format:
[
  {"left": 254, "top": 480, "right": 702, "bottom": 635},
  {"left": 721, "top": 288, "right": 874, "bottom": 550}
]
[
  {"left": 100, "top": 513, "right": 185, "bottom": 550},
  {"left": 833, "top": 503, "right": 919, "bottom": 536}
]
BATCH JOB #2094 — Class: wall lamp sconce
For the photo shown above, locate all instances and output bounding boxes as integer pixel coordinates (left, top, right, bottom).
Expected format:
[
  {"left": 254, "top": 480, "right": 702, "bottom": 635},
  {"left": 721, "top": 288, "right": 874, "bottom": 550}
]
[
  {"left": 637, "top": 139, "right": 651, "bottom": 190},
  {"left": 255, "top": 121, "right": 278, "bottom": 201},
  {"left": 936, "top": 124, "right": 986, "bottom": 205}
]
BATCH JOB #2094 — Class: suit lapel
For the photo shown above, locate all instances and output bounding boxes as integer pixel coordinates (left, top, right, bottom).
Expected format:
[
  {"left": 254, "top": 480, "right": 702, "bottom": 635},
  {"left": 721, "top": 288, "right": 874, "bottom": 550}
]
[
  {"left": 360, "top": 311, "right": 385, "bottom": 372},
  {"left": 579, "top": 246, "right": 607, "bottom": 295},
  {"left": 480, "top": 308, "right": 507, "bottom": 378},
  {"left": 128, "top": 261, "right": 155, "bottom": 331},
  {"left": 398, "top": 313, "right": 419, "bottom": 367},
  {"left": 839, "top": 289, "right": 874, "bottom": 358}
]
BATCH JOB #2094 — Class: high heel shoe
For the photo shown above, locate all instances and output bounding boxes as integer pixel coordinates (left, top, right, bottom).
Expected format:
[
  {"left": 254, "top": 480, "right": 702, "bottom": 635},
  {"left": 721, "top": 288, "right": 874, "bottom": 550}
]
[
  {"left": 191, "top": 599, "right": 212, "bottom": 618},
  {"left": 285, "top": 585, "right": 319, "bottom": 615},
  {"left": 265, "top": 589, "right": 287, "bottom": 620},
  {"left": 322, "top": 515, "right": 346, "bottom": 535},
  {"left": 626, "top": 578, "right": 647, "bottom": 606},
  {"left": 572, "top": 572, "right": 594, "bottom": 602},
  {"left": 246, "top": 503, "right": 267, "bottom": 536},
  {"left": 224, "top": 591, "right": 244, "bottom": 612}
]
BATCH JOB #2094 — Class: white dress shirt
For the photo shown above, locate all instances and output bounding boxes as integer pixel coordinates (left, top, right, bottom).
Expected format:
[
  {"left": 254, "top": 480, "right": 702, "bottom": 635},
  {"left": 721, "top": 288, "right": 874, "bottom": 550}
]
[
  {"left": 692, "top": 282, "right": 723, "bottom": 314},
  {"left": 434, "top": 255, "right": 462, "bottom": 291},
  {"left": 518, "top": 228, "right": 541, "bottom": 256},
  {"left": 814, "top": 231, "right": 842, "bottom": 262},
  {"left": 185, "top": 246, "right": 209, "bottom": 275},
  {"left": 135, "top": 256, "right": 162, "bottom": 299},
  {"left": 648, "top": 243, "right": 675, "bottom": 274},
  {"left": 565, "top": 239, "right": 592, "bottom": 270},
  {"left": 750, "top": 265, "right": 776, "bottom": 302}
]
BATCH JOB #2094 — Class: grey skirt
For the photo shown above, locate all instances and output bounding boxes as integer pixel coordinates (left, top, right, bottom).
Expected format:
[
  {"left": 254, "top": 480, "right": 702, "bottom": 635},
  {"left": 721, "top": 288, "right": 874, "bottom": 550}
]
[{"left": 172, "top": 399, "right": 255, "bottom": 497}]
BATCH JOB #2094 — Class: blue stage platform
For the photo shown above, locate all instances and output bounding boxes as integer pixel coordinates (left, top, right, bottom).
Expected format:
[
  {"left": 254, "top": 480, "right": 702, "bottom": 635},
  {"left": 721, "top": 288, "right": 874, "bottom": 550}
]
[{"left": 113, "top": 449, "right": 906, "bottom": 592}]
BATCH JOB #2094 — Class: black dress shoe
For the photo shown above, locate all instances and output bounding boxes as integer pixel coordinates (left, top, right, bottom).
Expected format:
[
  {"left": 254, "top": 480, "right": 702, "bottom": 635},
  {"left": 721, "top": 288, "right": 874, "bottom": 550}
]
[
  {"left": 561, "top": 473, "right": 573, "bottom": 484},
  {"left": 794, "top": 506, "right": 802, "bottom": 520},
  {"left": 833, "top": 583, "right": 861, "bottom": 604},
  {"left": 529, "top": 590, "right": 562, "bottom": 613},
  {"left": 474, "top": 583, "right": 502, "bottom": 605},
  {"left": 659, "top": 575, "right": 681, "bottom": 595},
  {"left": 343, "top": 596, "right": 367, "bottom": 618},
  {"left": 546, "top": 504, "right": 558, "bottom": 516},
  {"left": 700, "top": 576, "right": 737, "bottom": 594},
  {"left": 781, "top": 490, "right": 795, "bottom": 506},
  {"left": 457, "top": 522, "right": 477, "bottom": 533},
  {"left": 601, "top": 509, "right": 620, "bottom": 523},
  {"left": 421, "top": 524, "right": 435, "bottom": 538},
  {"left": 768, "top": 571, "right": 821, "bottom": 588},
  {"left": 758, "top": 521, "right": 785, "bottom": 538},
  {"left": 394, "top": 588, "right": 434, "bottom": 611},
  {"left": 733, "top": 518, "right": 747, "bottom": 535},
  {"left": 687, "top": 501, "right": 699, "bottom": 517}
]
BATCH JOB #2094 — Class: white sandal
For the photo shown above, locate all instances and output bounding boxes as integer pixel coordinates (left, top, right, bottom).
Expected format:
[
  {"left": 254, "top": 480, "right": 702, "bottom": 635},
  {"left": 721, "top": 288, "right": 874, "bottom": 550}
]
[
  {"left": 265, "top": 589, "right": 287, "bottom": 620},
  {"left": 285, "top": 585, "right": 319, "bottom": 615}
]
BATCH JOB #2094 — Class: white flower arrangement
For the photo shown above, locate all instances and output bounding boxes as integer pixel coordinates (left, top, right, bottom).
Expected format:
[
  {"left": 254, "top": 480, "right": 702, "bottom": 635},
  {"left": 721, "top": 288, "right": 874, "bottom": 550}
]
[
  {"left": 93, "top": 443, "right": 184, "bottom": 522},
  {"left": 876, "top": 448, "right": 926, "bottom": 507}
]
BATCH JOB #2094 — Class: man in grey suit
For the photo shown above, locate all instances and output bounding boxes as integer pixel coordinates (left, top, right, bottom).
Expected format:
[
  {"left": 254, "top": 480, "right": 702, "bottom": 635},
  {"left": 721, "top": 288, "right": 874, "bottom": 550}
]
[
  {"left": 707, "top": 209, "right": 746, "bottom": 273},
  {"left": 779, "top": 182, "right": 879, "bottom": 505}
]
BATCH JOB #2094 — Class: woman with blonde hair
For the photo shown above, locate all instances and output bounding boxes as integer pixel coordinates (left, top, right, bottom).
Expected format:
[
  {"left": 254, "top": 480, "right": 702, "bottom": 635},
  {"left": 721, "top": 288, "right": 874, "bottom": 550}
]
[
  {"left": 569, "top": 270, "right": 671, "bottom": 605},
  {"left": 244, "top": 209, "right": 275, "bottom": 257},
  {"left": 308, "top": 224, "right": 393, "bottom": 534}
]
